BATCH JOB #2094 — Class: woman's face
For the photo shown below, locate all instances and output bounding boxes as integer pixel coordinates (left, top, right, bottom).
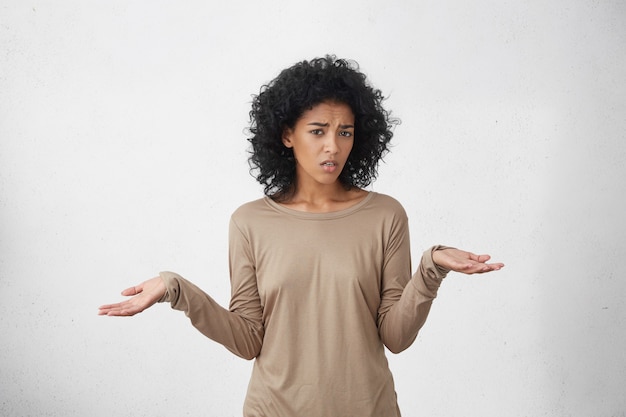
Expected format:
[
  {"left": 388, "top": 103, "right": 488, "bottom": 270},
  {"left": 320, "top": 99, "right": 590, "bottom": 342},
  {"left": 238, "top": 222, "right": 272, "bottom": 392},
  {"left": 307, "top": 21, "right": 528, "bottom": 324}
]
[{"left": 282, "top": 101, "right": 355, "bottom": 189}]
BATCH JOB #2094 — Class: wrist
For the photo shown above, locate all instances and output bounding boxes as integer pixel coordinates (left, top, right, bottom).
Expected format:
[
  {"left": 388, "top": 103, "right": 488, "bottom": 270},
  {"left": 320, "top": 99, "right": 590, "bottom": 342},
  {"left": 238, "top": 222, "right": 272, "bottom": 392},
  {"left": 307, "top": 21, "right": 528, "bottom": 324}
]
[{"left": 431, "top": 245, "right": 453, "bottom": 275}]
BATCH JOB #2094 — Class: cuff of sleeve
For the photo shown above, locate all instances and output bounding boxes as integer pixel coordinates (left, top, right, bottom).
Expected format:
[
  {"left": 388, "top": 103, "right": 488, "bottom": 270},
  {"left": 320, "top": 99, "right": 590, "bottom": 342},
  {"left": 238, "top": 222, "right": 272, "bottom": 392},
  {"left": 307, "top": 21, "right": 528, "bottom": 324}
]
[
  {"left": 429, "top": 245, "right": 454, "bottom": 277},
  {"left": 417, "top": 245, "right": 454, "bottom": 294},
  {"left": 158, "top": 271, "right": 182, "bottom": 305}
]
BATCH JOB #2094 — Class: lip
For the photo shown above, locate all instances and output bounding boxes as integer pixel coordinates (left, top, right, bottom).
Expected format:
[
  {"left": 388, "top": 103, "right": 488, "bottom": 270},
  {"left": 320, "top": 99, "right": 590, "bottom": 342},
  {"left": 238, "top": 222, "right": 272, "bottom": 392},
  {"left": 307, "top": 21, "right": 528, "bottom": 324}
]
[{"left": 320, "top": 160, "right": 339, "bottom": 173}]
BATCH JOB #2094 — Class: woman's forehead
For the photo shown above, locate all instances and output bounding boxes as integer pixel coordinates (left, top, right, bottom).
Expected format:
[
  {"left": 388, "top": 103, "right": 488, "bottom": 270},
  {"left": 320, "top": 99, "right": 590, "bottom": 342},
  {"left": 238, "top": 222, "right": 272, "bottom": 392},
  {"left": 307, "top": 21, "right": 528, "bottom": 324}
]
[{"left": 298, "top": 100, "right": 355, "bottom": 121}]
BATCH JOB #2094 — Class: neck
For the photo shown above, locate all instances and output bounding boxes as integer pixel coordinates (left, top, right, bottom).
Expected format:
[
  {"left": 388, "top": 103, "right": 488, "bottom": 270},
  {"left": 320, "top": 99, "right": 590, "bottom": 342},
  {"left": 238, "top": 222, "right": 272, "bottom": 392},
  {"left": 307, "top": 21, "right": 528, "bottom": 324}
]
[{"left": 277, "top": 178, "right": 366, "bottom": 213}]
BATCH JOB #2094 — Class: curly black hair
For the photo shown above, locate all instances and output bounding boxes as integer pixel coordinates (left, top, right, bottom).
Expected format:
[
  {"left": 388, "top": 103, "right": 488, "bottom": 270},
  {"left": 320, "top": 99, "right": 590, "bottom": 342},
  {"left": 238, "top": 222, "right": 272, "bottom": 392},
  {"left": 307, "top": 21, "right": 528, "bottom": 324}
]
[{"left": 247, "top": 55, "right": 398, "bottom": 200}]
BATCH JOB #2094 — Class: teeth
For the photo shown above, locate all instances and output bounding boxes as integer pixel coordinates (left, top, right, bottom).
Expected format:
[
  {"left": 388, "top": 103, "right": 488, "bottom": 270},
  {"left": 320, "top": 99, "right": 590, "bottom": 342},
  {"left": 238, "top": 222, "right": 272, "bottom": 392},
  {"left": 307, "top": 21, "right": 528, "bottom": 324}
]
[{"left": 323, "top": 162, "right": 335, "bottom": 166}]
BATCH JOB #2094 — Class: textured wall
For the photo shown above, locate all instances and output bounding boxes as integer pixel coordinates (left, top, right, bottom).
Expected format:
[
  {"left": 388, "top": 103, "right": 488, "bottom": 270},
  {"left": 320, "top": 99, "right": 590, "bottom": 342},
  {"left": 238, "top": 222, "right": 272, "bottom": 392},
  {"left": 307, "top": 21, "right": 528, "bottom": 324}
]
[{"left": 1, "top": 1, "right": 625, "bottom": 416}]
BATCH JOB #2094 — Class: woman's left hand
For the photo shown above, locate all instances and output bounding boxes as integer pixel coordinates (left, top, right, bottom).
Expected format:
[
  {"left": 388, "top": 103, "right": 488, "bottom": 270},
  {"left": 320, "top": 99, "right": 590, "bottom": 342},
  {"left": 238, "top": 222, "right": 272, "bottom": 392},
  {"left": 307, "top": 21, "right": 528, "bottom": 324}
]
[{"left": 433, "top": 248, "right": 504, "bottom": 275}]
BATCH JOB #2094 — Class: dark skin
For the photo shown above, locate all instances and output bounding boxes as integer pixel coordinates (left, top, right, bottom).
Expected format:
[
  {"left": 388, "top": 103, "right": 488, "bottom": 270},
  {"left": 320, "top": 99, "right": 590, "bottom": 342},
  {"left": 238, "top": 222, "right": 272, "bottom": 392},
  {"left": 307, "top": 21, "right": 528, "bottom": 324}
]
[{"left": 98, "top": 100, "right": 504, "bottom": 317}]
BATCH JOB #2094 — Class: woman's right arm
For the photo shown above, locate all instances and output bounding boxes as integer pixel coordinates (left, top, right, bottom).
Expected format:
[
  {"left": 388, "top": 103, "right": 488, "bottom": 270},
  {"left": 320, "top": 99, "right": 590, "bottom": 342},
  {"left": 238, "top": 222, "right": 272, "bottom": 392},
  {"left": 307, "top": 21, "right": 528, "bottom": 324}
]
[
  {"left": 98, "top": 271, "right": 264, "bottom": 360},
  {"left": 97, "top": 218, "right": 265, "bottom": 360},
  {"left": 157, "top": 271, "right": 264, "bottom": 360}
]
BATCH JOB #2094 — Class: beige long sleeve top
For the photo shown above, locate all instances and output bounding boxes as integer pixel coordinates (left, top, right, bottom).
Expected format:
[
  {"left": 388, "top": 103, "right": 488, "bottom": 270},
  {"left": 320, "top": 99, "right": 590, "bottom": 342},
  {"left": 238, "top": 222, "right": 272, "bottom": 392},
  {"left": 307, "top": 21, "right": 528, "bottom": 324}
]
[{"left": 159, "top": 192, "right": 449, "bottom": 417}]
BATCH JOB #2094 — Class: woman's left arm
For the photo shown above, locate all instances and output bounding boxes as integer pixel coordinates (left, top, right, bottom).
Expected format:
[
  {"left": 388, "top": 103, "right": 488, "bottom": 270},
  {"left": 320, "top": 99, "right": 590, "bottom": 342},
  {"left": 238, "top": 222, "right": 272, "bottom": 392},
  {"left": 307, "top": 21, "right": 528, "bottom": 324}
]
[{"left": 376, "top": 209, "right": 503, "bottom": 353}]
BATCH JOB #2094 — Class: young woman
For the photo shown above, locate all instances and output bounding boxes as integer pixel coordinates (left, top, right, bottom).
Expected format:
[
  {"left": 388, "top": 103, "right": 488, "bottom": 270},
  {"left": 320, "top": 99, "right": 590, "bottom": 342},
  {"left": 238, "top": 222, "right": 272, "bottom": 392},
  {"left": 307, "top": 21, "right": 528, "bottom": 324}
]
[{"left": 99, "top": 56, "right": 504, "bottom": 417}]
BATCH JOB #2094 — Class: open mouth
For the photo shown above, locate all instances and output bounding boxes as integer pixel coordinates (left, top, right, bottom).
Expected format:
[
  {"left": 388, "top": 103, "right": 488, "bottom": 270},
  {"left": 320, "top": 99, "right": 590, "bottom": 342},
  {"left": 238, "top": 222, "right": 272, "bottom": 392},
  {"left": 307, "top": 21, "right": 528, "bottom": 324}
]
[{"left": 321, "top": 161, "right": 339, "bottom": 173}]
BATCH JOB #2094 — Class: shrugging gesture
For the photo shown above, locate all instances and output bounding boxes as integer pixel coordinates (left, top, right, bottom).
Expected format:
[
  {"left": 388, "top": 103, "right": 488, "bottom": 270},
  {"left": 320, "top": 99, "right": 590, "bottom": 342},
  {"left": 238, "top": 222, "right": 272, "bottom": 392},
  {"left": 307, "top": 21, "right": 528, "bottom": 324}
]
[{"left": 97, "top": 55, "right": 506, "bottom": 417}]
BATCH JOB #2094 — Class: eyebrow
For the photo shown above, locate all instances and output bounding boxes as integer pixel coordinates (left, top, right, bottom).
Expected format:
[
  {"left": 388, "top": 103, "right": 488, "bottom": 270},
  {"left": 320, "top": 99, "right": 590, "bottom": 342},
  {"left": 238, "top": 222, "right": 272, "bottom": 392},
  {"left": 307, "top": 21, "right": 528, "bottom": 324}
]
[{"left": 307, "top": 122, "right": 355, "bottom": 129}]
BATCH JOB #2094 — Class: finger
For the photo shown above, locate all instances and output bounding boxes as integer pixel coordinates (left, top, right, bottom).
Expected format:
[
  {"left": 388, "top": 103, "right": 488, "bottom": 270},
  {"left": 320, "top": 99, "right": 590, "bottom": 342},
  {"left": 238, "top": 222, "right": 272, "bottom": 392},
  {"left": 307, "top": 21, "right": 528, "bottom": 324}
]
[
  {"left": 98, "top": 299, "right": 139, "bottom": 315},
  {"left": 121, "top": 284, "right": 143, "bottom": 296},
  {"left": 98, "top": 306, "right": 122, "bottom": 316},
  {"left": 98, "top": 303, "right": 125, "bottom": 315},
  {"left": 468, "top": 253, "right": 491, "bottom": 263},
  {"left": 107, "top": 308, "right": 138, "bottom": 316},
  {"left": 452, "top": 261, "right": 502, "bottom": 275},
  {"left": 98, "top": 302, "right": 123, "bottom": 310},
  {"left": 474, "top": 263, "right": 505, "bottom": 274},
  {"left": 102, "top": 304, "right": 142, "bottom": 316},
  {"left": 476, "top": 254, "right": 491, "bottom": 263},
  {"left": 102, "top": 308, "right": 129, "bottom": 316}
]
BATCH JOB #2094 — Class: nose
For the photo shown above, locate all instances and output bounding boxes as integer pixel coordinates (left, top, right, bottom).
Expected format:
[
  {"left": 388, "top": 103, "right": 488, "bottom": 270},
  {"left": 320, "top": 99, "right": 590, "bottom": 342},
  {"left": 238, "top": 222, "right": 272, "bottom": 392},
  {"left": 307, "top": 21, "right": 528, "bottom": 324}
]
[{"left": 324, "top": 134, "right": 339, "bottom": 154}]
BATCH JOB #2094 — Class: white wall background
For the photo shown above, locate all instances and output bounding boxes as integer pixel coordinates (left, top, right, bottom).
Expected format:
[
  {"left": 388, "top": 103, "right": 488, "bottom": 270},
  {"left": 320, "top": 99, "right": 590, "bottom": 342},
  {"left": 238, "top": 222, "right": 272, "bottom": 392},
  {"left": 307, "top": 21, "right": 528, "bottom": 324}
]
[{"left": 1, "top": 1, "right": 625, "bottom": 416}]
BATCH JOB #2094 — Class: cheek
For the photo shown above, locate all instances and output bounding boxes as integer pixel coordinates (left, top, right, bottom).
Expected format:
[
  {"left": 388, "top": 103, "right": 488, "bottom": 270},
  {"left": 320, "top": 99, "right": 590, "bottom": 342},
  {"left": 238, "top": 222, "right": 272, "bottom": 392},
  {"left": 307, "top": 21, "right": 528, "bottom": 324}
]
[
  {"left": 345, "top": 140, "right": 355, "bottom": 155},
  {"left": 291, "top": 144, "right": 313, "bottom": 161}
]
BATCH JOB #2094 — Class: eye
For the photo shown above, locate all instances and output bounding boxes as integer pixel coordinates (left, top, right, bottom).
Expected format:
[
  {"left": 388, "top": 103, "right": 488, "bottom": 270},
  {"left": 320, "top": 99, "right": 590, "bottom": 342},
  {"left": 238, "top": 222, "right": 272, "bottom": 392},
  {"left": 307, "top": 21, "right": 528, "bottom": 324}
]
[
  {"left": 339, "top": 131, "right": 353, "bottom": 137},
  {"left": 310, "top": 129, "right": 324, "bottom": 135}
]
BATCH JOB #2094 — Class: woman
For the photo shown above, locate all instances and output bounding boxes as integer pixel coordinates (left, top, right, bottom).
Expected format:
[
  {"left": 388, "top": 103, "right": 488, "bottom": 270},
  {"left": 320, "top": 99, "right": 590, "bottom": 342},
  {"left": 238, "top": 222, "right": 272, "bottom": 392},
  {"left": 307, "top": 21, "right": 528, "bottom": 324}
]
[{"left": 99, "top": 56, "right": 503, "bottom": 416}]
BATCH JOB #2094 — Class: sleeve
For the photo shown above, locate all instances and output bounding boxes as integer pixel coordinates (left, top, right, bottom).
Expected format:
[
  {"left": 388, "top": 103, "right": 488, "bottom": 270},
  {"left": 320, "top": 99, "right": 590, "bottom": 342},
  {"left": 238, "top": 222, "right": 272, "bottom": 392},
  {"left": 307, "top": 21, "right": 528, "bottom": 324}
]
[
  {"left": 376, "top": 208, "right": 451, "bottom": 354},
  {"left": 157, "top": 217, "right": 264, "bottom": 360}
]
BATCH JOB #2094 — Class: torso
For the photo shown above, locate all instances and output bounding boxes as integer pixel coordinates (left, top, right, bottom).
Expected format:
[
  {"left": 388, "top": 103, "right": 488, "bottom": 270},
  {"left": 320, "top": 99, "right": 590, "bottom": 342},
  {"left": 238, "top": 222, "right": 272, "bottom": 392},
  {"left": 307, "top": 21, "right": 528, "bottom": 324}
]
[{"left": 231, "top": 192, "right": 408, "bottom": 416}]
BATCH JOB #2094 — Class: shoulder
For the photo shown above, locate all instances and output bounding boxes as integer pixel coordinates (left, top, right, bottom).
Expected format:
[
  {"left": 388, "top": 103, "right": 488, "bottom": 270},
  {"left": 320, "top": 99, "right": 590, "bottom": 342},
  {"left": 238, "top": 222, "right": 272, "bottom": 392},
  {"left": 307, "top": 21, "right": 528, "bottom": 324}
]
[
  {"left": 367, "top": 192, "right": 408, "bottom": 218},
  {"left": 232, "top": 197, "right": 266, "bottom": 215},
  {"left": 227, "top": 198, "right": 269, "bottom": 242},
  {"left": 230, "top": 197, "right": 270, "bottom": 224}
]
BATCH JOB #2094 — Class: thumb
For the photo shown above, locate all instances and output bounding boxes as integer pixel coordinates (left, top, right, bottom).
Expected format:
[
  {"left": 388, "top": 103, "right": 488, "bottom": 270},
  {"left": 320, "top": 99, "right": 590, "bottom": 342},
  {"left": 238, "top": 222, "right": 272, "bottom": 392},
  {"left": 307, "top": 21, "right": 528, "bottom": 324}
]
[
  {"left": 474, "top": 254, "right": 491, "bottom": 263},
  {"left": 121, "top": 284, "right": 143, "bottom": 296}
]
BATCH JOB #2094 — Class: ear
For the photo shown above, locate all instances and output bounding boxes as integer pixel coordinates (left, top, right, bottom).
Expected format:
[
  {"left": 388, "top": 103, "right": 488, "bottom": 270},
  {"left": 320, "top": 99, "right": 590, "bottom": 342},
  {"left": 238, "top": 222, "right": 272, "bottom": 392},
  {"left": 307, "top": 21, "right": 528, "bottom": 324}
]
[{"left": 282, "top": 127, "right": 294, "bottom": 148}]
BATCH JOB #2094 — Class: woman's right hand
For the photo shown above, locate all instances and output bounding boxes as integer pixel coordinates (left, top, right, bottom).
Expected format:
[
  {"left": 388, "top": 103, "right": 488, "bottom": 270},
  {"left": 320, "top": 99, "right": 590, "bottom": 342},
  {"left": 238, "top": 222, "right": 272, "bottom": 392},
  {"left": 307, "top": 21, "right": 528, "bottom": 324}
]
[{"left": 98, "top": 276, "right": 166, "bottom": 316}]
